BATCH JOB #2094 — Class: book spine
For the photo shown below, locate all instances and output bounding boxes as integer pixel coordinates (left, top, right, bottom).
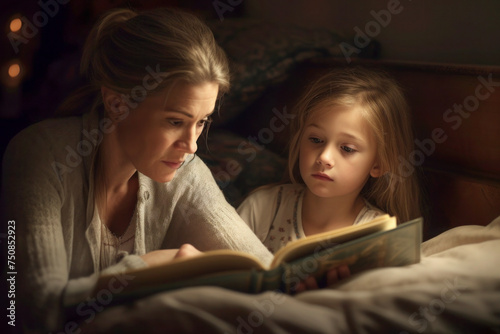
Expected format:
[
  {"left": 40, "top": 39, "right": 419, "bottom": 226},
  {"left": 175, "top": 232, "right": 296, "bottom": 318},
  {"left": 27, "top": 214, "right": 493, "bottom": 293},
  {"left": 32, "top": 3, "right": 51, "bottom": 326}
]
[
  {"left": 258, "top": 266, "right": 287, "bottom": 293},
  {"left": 249, "top": 268, "right": 262, "bottom": 292}
]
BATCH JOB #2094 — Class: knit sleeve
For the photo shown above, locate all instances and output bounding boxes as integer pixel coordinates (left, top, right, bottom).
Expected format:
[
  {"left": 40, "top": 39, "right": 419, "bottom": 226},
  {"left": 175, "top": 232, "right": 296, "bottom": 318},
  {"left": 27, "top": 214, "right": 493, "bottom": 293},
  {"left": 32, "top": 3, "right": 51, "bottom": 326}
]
[
  {"left": 1, "top": 123, "right": 147, "bottom": 333},
  {"left": 2, "top": 125, "right": 71, "bottom": 332},
  {"left": 162, "top": 155, "right": 273, "bottom": 266}
]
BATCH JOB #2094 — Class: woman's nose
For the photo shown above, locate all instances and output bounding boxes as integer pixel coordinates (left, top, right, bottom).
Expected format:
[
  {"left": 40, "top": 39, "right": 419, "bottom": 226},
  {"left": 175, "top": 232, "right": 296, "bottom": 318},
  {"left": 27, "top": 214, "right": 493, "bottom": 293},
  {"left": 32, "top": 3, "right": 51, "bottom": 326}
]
[{"left": 177, "top": 128, "right": 198, "bottom": 154}]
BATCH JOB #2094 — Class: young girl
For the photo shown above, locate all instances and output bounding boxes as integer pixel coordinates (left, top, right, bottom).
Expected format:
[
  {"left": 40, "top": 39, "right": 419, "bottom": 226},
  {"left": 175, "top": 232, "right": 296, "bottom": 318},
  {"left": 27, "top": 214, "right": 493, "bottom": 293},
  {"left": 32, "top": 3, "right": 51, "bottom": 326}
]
[{"left": 238, "top": 67, "right": 422, "bottom": 254}]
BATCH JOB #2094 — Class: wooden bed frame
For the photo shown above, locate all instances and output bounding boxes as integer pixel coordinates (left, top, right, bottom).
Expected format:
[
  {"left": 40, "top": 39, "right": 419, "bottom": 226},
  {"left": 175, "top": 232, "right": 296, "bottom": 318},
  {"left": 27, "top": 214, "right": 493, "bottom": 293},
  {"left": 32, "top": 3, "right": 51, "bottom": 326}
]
[
  {"left": 230, "top": 59, "right": 500, "bottom": 240},
  {"left": 376, "top": 60, "right": 500, "bottom": 238}
]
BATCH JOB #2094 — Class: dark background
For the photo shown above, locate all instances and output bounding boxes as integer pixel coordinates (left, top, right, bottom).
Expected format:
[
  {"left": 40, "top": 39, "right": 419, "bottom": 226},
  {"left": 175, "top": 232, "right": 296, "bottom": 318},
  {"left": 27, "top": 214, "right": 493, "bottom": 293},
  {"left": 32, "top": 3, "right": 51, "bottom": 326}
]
[{"left": 1, "top": 0, "right": 500, "bottom": 156}]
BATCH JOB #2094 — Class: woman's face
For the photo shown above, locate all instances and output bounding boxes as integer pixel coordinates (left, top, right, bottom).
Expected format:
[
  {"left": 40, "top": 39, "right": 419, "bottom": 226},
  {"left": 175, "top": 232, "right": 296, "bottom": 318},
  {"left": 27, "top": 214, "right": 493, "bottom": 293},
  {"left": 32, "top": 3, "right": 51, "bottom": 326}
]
[{"left": 115, "top": 81, "right": 219, "bottom": 183}]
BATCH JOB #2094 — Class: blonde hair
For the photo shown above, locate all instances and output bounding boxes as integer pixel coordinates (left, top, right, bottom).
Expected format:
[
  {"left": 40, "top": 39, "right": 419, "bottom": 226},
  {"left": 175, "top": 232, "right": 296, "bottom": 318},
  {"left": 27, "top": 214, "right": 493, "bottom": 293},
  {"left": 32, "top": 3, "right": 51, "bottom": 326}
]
[
  {"left": 54, "top": 8, "right": 230, "bottom": 263},
  {"left": 57, "top": 7, "right": 230, "bottom": 116},
  {"left": 286, "top": 67, "right": 421, "bottom": 223}
]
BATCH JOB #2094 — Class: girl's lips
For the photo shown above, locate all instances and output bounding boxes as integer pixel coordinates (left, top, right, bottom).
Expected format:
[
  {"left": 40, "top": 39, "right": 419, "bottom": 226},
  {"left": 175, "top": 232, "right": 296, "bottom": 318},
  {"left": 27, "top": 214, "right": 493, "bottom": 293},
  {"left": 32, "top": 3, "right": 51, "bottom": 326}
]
[
  {"left": 162, "top": 161, "right": 184, "bottom": 169},
  {"left": 312, "top": 173, "right": 333, "bottom": 181}
]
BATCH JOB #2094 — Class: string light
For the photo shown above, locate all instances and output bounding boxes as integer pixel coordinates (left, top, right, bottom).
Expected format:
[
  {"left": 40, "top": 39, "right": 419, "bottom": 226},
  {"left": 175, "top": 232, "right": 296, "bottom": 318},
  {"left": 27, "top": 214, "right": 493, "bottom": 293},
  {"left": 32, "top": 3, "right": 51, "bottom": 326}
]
[
  {"left": 8, "top": 63, "right": 21, "bottom": 78},
  {"left": 9, "top": 17, "right": 22, "bottom": 32},
  {"left": 2, "top": 60, "right": 23, "bottom": 88}
]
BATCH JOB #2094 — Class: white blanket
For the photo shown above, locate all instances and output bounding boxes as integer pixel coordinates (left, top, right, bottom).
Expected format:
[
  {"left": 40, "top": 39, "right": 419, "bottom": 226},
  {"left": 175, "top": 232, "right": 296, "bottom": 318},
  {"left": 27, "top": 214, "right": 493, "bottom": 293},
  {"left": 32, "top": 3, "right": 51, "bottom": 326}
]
[{"left": 82, "top": 217, "right": 500, "bottom": 333}]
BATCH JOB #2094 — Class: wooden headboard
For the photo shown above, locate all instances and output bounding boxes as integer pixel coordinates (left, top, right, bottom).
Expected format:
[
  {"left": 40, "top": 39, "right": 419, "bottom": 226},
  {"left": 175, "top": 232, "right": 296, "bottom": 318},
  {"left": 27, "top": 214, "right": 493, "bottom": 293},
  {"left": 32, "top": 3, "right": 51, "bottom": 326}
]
[
  {"left": 376, "top": 60, "right": 500, "bottom": 238},
  {"left": 232, "top": 59, "right": 500, "bottom": 240}
]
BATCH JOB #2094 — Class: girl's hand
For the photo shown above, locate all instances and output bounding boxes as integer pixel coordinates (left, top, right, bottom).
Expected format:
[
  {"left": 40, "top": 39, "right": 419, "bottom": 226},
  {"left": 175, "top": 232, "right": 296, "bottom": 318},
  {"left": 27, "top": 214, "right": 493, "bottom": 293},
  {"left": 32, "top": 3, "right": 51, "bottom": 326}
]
[
  {"left": 140, "top": 244, "right": 202, "bottom": 267},
  {"left": 293, "top": 264, "right": 351, "bottom": 293}
]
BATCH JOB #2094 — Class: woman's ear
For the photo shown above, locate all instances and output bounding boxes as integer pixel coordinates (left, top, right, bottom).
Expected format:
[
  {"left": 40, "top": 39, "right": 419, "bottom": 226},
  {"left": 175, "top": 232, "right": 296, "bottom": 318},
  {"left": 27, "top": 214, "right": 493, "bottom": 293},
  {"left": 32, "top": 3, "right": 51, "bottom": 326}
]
[{"left": 101, "top": 87, "right": 129, "bottom": 122}]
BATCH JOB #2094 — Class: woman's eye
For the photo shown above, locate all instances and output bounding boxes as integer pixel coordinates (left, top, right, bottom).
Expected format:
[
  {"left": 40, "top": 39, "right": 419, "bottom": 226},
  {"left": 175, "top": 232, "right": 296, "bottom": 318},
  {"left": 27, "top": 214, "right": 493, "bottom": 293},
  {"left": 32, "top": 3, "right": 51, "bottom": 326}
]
[
  {"left": 168, "top": 119, "right": 183, "bottom": 126},
  {"left": 198, "top": 116, "right": 213, "bottom": 127},
  {"left": 341, "top": 146, "right": 356, "bottom": 153},
  {"left": 309, "top": 137, "right": 322, "bottom": 144}
]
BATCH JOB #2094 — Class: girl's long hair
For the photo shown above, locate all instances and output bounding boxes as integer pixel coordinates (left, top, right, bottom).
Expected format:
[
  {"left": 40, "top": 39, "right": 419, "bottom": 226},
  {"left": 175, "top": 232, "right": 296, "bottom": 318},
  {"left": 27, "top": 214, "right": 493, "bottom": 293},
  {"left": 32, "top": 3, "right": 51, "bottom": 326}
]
[{"left": 285, "top": 67, "right": 422, "bottom": 223}]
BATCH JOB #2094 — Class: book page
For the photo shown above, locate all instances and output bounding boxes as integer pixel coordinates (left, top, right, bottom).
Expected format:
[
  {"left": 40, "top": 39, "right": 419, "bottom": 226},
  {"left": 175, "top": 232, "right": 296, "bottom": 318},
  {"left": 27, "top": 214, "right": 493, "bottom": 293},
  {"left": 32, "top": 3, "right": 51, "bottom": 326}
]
[
  {"left": 281, "top": 218, "right": 422, "bottom": 293},
  {"left": 271, "top": 215, "right": 396, "bottom": 267}
]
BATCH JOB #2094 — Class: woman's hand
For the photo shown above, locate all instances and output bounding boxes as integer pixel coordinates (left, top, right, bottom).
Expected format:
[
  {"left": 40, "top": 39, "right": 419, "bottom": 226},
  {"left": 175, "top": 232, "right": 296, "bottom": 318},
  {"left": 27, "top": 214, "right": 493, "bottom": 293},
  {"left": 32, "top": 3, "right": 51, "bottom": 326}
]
[
  {"left": 293, "top": 264, "right": 351, "bottom": 293},
  {"left": 173, "top": 243, "right": 203, "bottom": 259},
  {"left": 140, "top": 244, "right": 202, "bottom": 267}
]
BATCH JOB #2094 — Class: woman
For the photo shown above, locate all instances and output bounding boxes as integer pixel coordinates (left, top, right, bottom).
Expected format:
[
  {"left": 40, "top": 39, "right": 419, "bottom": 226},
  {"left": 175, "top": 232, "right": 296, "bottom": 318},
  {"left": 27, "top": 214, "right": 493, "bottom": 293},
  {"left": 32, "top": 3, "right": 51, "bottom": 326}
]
[{"left": 1, "top": 8, "right": 272, "bottom": 332}]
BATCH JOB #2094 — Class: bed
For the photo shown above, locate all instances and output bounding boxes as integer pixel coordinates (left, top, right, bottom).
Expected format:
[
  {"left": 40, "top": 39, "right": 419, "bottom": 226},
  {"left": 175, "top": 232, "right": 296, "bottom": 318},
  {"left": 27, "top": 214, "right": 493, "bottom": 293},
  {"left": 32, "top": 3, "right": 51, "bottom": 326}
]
[
  {"left": 82, "top": 217, "right": 500, "bottom": 333},
  {"left": 78, "top": 35, "right": 500, "bottom": 333}
]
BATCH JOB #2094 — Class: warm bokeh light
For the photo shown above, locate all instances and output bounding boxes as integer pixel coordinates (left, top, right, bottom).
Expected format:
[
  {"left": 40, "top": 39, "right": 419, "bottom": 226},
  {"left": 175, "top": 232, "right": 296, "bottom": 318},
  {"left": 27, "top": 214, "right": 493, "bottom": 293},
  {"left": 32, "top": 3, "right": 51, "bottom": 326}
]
[
  {"left": 9, "top": 17, "right": 22, "bottom": 32},
  {"left": 8, "top": 63, "right": 21, "bottom": 78},
  {"left": 2, "top": 60, "right": 24, "bottom": 88}
]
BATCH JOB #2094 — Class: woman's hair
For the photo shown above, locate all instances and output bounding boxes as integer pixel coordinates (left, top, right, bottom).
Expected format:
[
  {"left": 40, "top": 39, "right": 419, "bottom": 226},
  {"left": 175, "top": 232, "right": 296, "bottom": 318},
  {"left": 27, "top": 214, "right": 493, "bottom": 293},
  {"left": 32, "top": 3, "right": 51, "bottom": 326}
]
[
  {"left": 57, "top": 7, "right": 230, "bottom": 116},
  {"left": 286, "top": 66, "right": 422, "bottom": 223},
  {"left": 55, "top": 8, "right": 230, "bottom": 250}
]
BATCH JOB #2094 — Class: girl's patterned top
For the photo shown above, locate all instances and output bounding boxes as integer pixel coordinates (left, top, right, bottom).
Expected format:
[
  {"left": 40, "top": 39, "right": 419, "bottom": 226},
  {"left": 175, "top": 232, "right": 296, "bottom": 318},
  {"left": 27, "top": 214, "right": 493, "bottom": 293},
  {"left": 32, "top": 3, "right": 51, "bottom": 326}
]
[{"left": 238, "top": 183, "right": 385, "bottom": 254}]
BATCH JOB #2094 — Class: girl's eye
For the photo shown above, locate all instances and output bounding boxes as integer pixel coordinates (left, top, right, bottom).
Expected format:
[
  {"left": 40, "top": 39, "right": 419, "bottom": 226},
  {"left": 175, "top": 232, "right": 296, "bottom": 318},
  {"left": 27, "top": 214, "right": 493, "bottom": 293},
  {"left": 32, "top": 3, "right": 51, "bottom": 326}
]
[
  {"left": 309, "top": 137, "right": 322, "bottom": 144},
  {"left": 341, "top": 145, "right": 356, "bottom": 153}
]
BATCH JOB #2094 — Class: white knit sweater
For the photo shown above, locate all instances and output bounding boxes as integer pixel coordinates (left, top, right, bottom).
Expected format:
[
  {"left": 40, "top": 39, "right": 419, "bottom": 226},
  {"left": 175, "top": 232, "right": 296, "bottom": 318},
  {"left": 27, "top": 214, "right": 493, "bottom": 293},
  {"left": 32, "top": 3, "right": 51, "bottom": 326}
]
[{"left": 1, "top": 110, "right": 272, "bottom": 333}]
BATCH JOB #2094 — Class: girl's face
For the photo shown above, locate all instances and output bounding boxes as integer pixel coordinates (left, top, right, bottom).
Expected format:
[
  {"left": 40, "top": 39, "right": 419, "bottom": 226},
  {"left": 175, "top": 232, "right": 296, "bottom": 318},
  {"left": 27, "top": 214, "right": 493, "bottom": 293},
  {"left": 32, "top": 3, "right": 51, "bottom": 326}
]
[
  {"left": 115, "top": 81, "right": 219, "bottom": 183},
  {"left": 299, "top": 104, "right": 381, "bottom": 199}
]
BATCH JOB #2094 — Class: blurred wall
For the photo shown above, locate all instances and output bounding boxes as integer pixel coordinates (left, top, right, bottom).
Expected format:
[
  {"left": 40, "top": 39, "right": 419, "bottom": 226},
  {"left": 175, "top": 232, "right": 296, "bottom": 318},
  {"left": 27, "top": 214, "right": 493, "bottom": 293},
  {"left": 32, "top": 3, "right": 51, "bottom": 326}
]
[{"left": 246, "top": 0, "right": 500, "bottom": 66}]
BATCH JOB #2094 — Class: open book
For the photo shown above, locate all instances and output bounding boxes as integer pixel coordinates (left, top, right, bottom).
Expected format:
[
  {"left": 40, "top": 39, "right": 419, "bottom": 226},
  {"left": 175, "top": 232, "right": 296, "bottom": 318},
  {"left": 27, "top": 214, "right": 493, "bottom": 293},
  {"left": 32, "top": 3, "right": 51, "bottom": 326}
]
[{"left": 93, "top": 215, "right": 422, "bottom": 303}]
